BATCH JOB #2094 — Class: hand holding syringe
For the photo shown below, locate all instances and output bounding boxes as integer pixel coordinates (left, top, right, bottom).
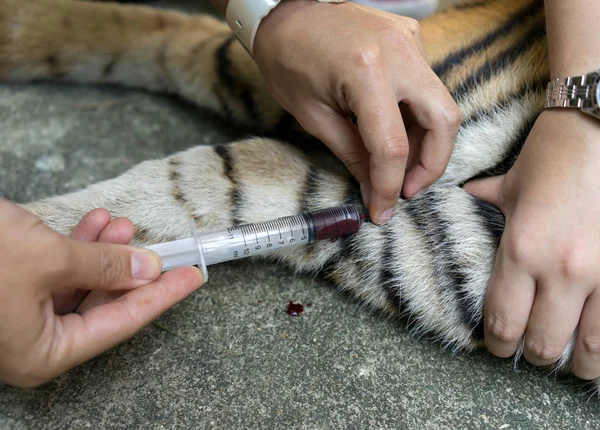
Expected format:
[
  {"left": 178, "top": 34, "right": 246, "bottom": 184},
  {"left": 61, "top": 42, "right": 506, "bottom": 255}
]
[{"left": 145, "top": 205, "right": 365, "bottom": 281}]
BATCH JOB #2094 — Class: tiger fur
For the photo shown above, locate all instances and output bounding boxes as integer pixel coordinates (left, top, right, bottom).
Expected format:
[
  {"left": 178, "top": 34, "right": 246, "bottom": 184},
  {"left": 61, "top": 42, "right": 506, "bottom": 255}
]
[{"left": 2, "top": 0, "right": 592, "bottom": 389}]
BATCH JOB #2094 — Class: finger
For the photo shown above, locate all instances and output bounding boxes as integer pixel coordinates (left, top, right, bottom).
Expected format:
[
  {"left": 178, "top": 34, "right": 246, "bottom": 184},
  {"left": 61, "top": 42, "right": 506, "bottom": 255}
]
[
  {"left": 301, "top": 107, "right": 372, "bottom": 205},
  {"left": 52, "top": 267, "right": 203, "bottom": 374},
  {"left": 97, "top": 218, "right": 135, "bottom": 245},
  {"left": 398, "top": 74, "right": 460, "bottom": 197},
  {"left": 57, "top": 209, "right": 113, "bottom": 314},
  {"left": 523, "top": 281, "right": 586, "bottom": 367},
  {"left": 71, "top": 218, "right": 137, "bottom": 313},
  {"left": 70, "top": 209, "right": 112, "bottom": 241},
  {"left": 348, "top": 81, "right": 409, "bottom": 224},
  {"left": 463, "top": 175, "right": 506, "bottom": 210},
  {"left": 572, "top": 290, "right": 600, "bottom": 380},
  {"left": 56, "top": 238, "right": 162, "bottom": 291},
  {"left": 484, "top": 250, "right": 536, "bottom": 358}
]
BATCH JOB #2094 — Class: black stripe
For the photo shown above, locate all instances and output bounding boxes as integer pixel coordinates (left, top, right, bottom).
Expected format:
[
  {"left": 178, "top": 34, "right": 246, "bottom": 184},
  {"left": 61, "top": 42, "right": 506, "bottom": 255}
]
[
  {"left": 214, "top": 145, "right": 243, "bottom": 226},
  {"left": 344, "top": 175, "right": 365, "bottom": 211},
  {"left": 168, "top": 158, "right": 186, "bottom": 205},
  {"left": 240, "top": 88, "right": 259, "bottom": 121},
  {"left": 168, "top": 158, "right": 202, "bottom": 223},
  {"left": 215, "top": 37, "right": 260, "bottom": 123},
  {"left": 299, "top": 166, "right": 324, "bottom": 263},
  {"left": 102, "top": 55, "right": 118, "bottom": 78},
  {"left": 46, "top": 54, "right": 66, "bottom": 79},
  {"left": 432, "top": 0, "right": 543, "bottom": 79},
  {"left": 451, "top": 20, "right": 546, "bottom": 99},
  {"left": 380, "top": 224, "right": 404, "bottom": 314},
  {"left": 299, "top": 166, "right": 322, "bottom": 213},
  {"left": 215, "top": 37, "right": 237, "bottom": 90},
  {"left": 404, "top": 194, "right": 480, "bottom": 336},
  {"left": 213, "top": 85, "right": 235, "bottom": 121},
  {"left": 472, "top": 197, "right": 504, "bottom": 248}
]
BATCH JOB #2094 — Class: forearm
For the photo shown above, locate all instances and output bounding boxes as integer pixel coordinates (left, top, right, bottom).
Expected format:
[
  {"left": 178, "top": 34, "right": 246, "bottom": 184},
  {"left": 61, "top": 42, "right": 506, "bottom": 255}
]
[{"left": 545, "top": 0, "right": 600, "bottom": 77}]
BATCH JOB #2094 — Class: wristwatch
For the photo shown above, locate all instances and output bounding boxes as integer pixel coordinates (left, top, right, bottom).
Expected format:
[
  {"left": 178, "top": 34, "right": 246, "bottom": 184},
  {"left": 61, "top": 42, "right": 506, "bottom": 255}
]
[
  {"left": 226, "top": 0, "right": 345, "bottom": 56},
  {"left": 545, "top": 69, "right": 600, "bottom": 120}
]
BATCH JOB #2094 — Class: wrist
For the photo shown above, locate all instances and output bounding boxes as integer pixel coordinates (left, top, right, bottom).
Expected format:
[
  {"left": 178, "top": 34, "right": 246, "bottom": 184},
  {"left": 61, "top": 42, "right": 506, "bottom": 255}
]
[
  {"left": 539, "top": 109, "right": 600, "bottom": 148},
  {"left": 229, "top": 0, "right": 346, "bottom": 56}
]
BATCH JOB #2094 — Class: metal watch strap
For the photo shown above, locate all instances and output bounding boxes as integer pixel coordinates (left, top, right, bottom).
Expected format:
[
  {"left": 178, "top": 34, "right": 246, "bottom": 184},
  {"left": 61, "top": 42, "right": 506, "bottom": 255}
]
[{"left": 545, "top": 75, "right": 598, "bottom": 109}]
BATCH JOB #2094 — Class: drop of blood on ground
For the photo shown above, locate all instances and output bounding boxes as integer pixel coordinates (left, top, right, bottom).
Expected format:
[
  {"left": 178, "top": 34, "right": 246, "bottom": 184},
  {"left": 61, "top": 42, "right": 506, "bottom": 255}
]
[{"left": 286, "top": 301, "right": 304, "bottom": 316}]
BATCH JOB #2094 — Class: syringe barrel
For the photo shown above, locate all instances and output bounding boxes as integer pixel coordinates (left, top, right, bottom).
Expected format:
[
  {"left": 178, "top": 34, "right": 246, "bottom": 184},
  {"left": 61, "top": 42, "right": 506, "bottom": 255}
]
[
  {"left": 145, "top": 204, "right": 364, "bottom": 273},
  {"left": 200, "top": 204, "right": 363, "bottom": 265}
]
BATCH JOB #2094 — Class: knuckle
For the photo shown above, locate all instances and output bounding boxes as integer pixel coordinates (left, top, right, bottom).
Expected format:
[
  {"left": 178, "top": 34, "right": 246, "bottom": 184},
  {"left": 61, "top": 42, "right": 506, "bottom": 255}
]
[
  {"left": 504, "top": 229, "right": 536, "bottom": 266},
  {"left": 402, "top": 17, "right": 421, "bottom": 37},
  {"left": 379, "top": 137, "right": 409, "bottom": 166},
  {"left": 557, "top": 244, "right": 590, "bottom": 281},
  {"left": 442, "top": 103, "right": 462, "bottom": 130},
  {"left": 428, "top": 162, "right": 447, "bottom": 181},
  {"left": 98, "top": 247, "right": 126, "bottom": 288},
  {"left": 373, "top": 187, "right": 400, "bottom": 201},
  {"left": 338, "top": 152, "right": 368, "bottom": 178},
  {"left": 486, "top": 314, "right": 522, "bottom": 344},
  {"left": 526, "top": 339, "right": 563, "bottom": 363},
  {"left": 352, "top": 45, "right": 383, "bottom": 73},
  {"left": 581, "top": 334, "right": 600, "bottom": 356}
]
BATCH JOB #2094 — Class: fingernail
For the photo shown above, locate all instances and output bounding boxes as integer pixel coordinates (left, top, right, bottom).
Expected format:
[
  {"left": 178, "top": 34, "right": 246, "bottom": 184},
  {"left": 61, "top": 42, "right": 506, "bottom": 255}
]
[
  {"left": 131, "top": 251, "right": 162, "bottom": 281},
  {"left": 360, "top": 182, "right": 371, "bottom": 207},
  {"left": 414, "top": 187, "right": 428, "bottom": 198},
  {"left": 373, "top": 208, "right": 394, "bottom": 224}
]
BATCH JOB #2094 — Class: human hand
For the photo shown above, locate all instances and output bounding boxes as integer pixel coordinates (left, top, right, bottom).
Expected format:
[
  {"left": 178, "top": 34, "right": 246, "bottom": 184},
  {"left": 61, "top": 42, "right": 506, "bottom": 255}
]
[
  {"left": 465, "top": 110, "right": 600, "bottom": 379},
  {"left": 0, "top": 201, "right": 204, "bottom": 388},
  {"left": 253, "top": 0, "right": 460, "bottom": 223}
]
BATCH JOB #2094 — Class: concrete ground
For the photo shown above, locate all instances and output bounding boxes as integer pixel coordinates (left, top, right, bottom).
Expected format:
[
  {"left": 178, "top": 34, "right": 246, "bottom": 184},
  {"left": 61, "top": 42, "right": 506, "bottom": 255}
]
[{"left": 2, "top": 1, "right": 600, "bottom": 429}]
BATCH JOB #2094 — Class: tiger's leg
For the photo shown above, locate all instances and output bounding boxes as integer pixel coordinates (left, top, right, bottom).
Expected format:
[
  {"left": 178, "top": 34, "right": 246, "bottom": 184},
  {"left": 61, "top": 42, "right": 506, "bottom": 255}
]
[
  {"left": 22, "top": 136, "right": 595, "bottom": 390},
  {"left": 12, "top": 135, "right": 492, "bottom": 358},
  {"left": 0, "top": 0, "right": 283, "bottom": 130}
]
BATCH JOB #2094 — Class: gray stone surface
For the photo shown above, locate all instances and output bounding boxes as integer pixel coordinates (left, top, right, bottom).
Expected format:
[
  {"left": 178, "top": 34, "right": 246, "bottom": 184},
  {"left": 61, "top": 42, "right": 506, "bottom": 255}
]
[{"left": 2, "top": 2, "right": 600, "bottom": 429}]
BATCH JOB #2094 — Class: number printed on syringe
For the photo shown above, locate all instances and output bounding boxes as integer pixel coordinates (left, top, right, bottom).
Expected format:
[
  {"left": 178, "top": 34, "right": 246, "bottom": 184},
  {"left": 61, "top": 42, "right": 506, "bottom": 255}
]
[{"left": 222, "top": 215, "right": 311, "bottom": 262}]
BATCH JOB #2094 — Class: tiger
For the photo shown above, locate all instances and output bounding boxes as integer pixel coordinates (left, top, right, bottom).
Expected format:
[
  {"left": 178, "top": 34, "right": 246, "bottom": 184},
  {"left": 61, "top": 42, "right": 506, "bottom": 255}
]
[{"left": 2, "top": 0, "right": 590, "bottom": 392}]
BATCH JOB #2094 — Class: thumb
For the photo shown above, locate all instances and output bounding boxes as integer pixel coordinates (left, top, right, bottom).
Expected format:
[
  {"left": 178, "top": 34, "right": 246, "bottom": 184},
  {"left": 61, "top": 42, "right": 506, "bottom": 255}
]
[
  {"left": 59, "top": 238, "right": 163, "bottom": 291},
  {"left": 463, "top": 174, "right": 506, "bottom": 210}
]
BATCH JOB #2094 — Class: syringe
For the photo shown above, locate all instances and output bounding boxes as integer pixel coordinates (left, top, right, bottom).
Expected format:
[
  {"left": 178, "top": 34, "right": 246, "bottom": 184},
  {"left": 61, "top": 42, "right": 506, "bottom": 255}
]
[{"left": 144, "top": 204, "right": 365, "bottom": 281}]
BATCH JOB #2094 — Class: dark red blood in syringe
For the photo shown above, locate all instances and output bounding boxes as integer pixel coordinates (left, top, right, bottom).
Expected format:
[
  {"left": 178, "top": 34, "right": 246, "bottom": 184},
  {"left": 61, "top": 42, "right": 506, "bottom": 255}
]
[
  {"left": 286, "top": 301, "right": 304, "bottom": 316},
  {"left": 313, "top": 206, "right": 366, "bottom": 241}
]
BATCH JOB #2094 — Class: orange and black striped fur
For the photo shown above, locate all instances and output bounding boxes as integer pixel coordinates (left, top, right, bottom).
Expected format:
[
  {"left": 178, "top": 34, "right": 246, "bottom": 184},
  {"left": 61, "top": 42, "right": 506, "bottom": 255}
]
[{"left": 3, "top": 0, "right": 583, "bottom": 388}]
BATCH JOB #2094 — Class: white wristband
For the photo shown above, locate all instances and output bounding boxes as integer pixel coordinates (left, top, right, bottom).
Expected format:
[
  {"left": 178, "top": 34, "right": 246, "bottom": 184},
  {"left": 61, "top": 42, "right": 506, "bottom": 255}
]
[
  {"left": 226, "top": 0, "right": 281, "bottom": 55},
  {"left": 225, "top": 0, "right": 346, "bottom": 56}
]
